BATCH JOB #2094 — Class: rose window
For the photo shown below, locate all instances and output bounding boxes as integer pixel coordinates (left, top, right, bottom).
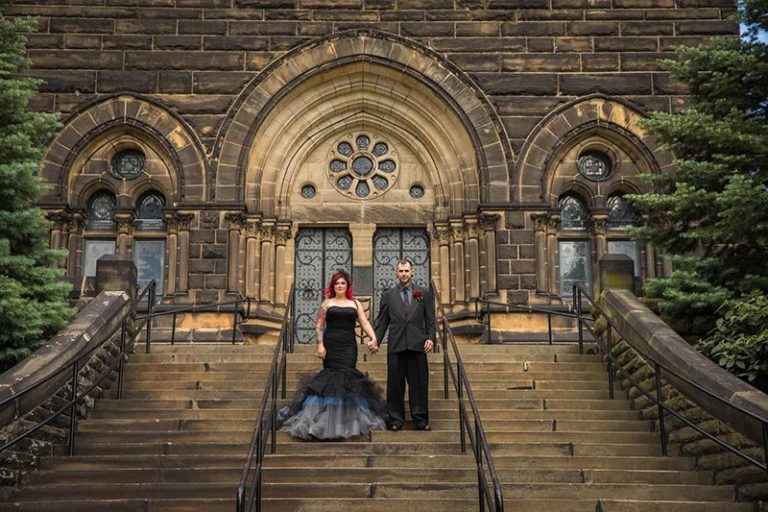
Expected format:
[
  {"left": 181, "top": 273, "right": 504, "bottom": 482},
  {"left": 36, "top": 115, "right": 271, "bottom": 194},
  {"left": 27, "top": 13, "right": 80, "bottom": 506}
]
[{"left": 328, "top": 134, "right": 398, "bottom": 199}]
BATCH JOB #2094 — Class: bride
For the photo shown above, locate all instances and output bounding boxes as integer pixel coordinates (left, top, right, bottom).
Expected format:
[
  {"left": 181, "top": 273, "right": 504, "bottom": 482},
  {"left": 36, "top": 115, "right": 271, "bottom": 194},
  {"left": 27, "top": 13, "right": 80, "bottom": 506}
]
[{"left": 279, "top": 270, "right": 388, "bottom": 439}]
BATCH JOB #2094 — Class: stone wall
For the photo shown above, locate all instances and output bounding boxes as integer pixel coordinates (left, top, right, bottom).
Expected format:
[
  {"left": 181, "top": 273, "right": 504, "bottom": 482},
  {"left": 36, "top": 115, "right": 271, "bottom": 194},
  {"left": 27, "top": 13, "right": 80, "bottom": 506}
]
[
  {"left": 6, "top": 0, "right": 738, "bottom": 306},
  {"left": 0, "top": 292, "right": 133, "bottom": 489},
  {"left": 595, "top": 290, "right": 768, "bottom": 501}
]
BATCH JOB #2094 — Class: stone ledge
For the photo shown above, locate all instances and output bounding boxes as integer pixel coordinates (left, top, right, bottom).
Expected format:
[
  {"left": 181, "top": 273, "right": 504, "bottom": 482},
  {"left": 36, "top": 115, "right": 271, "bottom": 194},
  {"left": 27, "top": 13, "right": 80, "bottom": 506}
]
[
  {"left": 600, "top": 288, "right": 768, "bottom": 449},
  {"left": 0, "top": 291, "right": 131, "bottom": 429}
]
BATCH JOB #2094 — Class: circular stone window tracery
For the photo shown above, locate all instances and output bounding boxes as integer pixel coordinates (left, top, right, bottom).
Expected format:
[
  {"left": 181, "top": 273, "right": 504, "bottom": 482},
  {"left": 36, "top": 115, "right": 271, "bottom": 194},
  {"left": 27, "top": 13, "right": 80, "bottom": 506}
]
[{"left": 328, "top": 133, "right": 398, "bottom": 199}]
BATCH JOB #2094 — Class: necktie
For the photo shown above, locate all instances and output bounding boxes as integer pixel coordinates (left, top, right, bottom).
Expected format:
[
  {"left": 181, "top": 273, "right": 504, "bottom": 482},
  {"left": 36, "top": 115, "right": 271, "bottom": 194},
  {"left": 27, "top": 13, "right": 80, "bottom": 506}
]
[{"left": 402, "top": 287, "right": 410, "bottom": 305}]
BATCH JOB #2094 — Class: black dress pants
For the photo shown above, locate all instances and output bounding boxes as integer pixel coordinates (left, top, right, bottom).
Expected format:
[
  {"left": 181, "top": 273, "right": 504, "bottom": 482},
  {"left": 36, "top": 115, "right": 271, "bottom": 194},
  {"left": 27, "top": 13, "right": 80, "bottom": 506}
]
[{"left": 386, "top": 349, "right": 429, "bottom": 427}]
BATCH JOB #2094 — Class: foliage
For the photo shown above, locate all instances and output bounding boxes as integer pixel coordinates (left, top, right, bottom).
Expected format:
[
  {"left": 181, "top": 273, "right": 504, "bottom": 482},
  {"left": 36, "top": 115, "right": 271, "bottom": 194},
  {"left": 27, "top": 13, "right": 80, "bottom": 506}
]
[
  {"left": 628, "top": 1, "right": 768, "bottom": 326},
  {"left": 0, "top": 13, "right": 72, "bottom": 372},
  {"left": 696, "top": 292, "right": 768, "bottom": 392}
]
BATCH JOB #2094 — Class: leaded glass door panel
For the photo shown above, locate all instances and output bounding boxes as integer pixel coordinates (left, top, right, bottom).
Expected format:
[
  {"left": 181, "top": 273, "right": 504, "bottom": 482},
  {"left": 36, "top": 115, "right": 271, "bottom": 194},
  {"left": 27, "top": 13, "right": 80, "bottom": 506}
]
[
  {"left": 373, "top": 228, "right": 430, "bottom": 322},
  {"left": 134, "top": 239, "right": 165, "bottom": 296},
  {"left": 558, "top": 240, "right": 592, "bottom": 300},
  {"left": 293, "top": 228, "right": 352, "bottom": 344}
]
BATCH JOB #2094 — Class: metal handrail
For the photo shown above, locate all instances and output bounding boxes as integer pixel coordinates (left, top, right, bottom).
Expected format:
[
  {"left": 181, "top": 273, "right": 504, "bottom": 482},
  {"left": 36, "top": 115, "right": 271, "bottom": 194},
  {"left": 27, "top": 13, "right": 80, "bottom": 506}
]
[
  {"left": 473, "top": 296, "right": 583, "bottom": 352},
  {"left": 0, "top": 280, "right": 156, "bottom": 457},
  {"left": 433, "top": 281, "right": 504, "bottom": 512},
  {"left": 237, "top": 285, "right": 294, "bottom": 512},
  {"left": 573, "top": 284, "right": 768, "bottom": 477},
  {"left": 140, "top": 295, "right": 251, "bottom": 353}
]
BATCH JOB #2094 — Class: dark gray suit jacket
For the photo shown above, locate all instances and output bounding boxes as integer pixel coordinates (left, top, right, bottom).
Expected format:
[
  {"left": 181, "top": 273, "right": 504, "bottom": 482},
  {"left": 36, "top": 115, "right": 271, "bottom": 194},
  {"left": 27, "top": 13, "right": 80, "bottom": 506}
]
[{"left": 374, "top": 285, "right": 436, "bottom": 353}]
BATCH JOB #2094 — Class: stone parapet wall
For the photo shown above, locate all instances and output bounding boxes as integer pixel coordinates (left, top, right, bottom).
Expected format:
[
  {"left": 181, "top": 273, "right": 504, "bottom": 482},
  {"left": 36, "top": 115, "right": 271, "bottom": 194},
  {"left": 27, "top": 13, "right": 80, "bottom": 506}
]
[
  {"left": 0, "top": 292, "right": 133, "bottom": 489},
  {"left": 595, "top": 289, "right": 768, "bottom": 501}
]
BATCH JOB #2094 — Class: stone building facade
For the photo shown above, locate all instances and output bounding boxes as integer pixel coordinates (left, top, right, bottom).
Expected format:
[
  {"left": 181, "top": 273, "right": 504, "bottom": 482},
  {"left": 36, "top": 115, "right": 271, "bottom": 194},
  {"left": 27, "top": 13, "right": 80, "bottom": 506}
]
[{"left": 9, "top": 0, "right": 736, "bottom": 329}]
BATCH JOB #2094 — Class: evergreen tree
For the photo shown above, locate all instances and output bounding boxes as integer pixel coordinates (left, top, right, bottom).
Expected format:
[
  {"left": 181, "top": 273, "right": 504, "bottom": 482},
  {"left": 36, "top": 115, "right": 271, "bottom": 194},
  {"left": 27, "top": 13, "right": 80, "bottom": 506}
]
[
  {"left": 630, "top": 0, "right": 768, "bottom": 325},
  {"left": 0, "top": 12, "right": 72, "bottom": 372}
]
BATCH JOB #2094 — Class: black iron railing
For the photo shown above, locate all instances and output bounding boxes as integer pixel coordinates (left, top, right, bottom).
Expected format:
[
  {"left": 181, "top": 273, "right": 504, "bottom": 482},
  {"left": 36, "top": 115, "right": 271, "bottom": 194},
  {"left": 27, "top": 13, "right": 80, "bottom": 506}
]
[
  {"left": 433, "top": 281, "right": 504, "bottom": 512},
  {"left": 140, "top": 295, "right": 251, "bottom": 354},
  {"left": 0, "top": 280, "right": 156, "bottom": 458},
  {"left": 573, "top": 284, "right": 768, "bottom": 478},
  {"left": 236, "top": 285, "right": 294, "bottom": 512},
  {"left": 473, "top": 295, "right": 584, "bottom": 353}
]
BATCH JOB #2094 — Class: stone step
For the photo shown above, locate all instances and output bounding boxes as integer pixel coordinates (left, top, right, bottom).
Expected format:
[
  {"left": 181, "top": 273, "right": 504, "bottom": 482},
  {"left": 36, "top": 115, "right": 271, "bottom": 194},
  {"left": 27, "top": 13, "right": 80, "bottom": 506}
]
[
  {"left": 0, "top": 498, "right": 753, "bottom": 512},
  {"left": 121, "top": 370, "right": 610, "bottom": 382},
  {"left": 76, "top": 418, "right": 652, "bottom": 433},
  {"left": 71, "top": 428, "right": 660, "bottom": 445},
  {"left": 40, "top": 454, "right": 696, "bottom": 472},
  {"left": 120, "top": 361, "right": 607, "bottom": 373},
  {"left": 91, "top": 397, "right": 632, "bottom": 412},
  {"left": 88, "top": 407, "right": 642, "bottom": 422},
  {"left": 119, "top": 378, "right": 612, "bottom": 392},
  {"left": 25, "top": 466, "right": 714, "bottom": 486},
  {"left": 6, "top": 482, "right": 736, "bottom": 502},
  {"left": 117, "top": 389, "right": 614, "bottom": 400},
  {"left": 126, "top": 353, "right": 601, "bottom": 364}
]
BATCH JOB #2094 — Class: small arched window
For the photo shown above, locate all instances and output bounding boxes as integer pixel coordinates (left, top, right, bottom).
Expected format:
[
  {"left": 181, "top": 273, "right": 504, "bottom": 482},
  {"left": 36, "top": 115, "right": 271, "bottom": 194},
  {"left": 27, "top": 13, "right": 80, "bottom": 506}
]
[
  {"left": 135, "top": 192, "right": 165, "bottom": 230},
  {"left": 559, "top": 195, "right": 588, "bottom": 231},
  {"left": 86, "top": 191, "right": 116, "bottom": 230},
  {"left": 607, "top": 195, "right": 637, "bottom": 230}
]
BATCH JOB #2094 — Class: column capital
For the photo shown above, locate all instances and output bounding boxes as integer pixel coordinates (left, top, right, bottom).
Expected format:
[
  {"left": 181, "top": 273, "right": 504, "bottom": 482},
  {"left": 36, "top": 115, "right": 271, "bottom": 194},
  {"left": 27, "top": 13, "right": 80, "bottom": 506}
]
[
  {"left": 478, "top": 213, "right": 501, "bottom": 232},
  {"left": 275, "top": 222, "right": 292, "bottom": 245},
  {"left": 433, "top": 223, "right": 451, "bottom": 244},
  {"left": 225, "top": 211, "right": 247, "bottom": 230},
  {"left": 115, "top": 212, "right": 135, "bottom": 236},
  {"left": 531, "top": 213, "right": 550, "bottom": 232},
  {"left": 591, "top": 214, "right": 609, "bottom": 235}
]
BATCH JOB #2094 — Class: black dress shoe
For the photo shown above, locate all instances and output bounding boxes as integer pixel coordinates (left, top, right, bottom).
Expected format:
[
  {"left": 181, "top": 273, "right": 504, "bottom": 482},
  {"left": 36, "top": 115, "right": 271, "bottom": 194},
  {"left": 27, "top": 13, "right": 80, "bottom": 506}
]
[
  {"left": 415, "top": 423, "right": 431, "bottom": 431},
  {"left": 387, "top": 423, "right": 403, "bottom": 431}
]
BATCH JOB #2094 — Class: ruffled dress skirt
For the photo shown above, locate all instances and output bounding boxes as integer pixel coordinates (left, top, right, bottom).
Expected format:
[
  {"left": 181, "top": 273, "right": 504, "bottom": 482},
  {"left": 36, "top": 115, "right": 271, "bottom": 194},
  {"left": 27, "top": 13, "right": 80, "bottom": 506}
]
[{"left": 278, "top": 367, "right": 387, "bottom": 440}]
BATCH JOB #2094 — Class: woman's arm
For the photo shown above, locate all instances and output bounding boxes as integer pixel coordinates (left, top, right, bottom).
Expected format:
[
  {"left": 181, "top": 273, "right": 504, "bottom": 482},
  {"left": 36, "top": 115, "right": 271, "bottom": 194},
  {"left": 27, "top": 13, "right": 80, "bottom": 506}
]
[
  {"left": 315, "top": 300, "right": 328, "bottom": 359},
  {"left": 356, "top": 300, "right": 377, "bottom": 341}
]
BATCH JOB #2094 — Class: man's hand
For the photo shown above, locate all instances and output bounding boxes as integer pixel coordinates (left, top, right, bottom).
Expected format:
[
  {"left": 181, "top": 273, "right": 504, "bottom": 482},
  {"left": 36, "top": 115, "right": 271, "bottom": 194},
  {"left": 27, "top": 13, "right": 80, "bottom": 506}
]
[
  {"left": 424, "top": 339, "right": 434, "bottom": 353},
  {"left": 366, "top": 339, "right": 379, "bottom": 355}
]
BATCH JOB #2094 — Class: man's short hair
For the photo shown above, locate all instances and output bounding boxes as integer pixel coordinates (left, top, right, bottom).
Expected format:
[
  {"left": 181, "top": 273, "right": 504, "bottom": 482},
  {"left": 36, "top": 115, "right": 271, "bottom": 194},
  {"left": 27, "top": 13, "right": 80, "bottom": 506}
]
[{"left": 396, "top": 258, "right": 413, "bottom": 269}]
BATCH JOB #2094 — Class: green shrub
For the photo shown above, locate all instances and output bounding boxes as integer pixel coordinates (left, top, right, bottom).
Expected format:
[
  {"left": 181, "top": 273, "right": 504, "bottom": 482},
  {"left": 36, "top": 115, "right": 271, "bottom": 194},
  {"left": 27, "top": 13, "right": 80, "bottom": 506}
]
[{"left": 696, "top": 292, "right": 768, "bottom": 392}]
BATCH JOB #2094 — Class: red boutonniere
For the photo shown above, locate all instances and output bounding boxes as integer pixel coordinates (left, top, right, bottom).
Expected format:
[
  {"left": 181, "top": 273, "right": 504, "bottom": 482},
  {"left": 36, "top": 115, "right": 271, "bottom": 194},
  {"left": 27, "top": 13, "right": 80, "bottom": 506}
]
[{"left": 413, "top": 290, "right": 424, "bottom": 303}]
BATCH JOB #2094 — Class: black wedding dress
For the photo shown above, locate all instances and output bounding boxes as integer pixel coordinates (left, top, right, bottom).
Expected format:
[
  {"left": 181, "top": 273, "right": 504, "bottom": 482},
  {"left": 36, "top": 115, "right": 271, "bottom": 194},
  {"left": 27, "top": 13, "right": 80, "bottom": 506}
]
[{"left": 278, "top": 306, "right": 388, "bottom": 439}]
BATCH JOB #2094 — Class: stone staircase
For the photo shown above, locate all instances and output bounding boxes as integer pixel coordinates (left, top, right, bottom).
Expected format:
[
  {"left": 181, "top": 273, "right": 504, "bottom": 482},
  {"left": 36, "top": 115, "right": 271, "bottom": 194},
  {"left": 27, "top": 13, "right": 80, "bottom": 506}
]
[
  {"left": 459, "top": 343, "right": 753, "bottom": 512},
  {"left": 0, "top": 342, "right": 756, "bottom": 511}
]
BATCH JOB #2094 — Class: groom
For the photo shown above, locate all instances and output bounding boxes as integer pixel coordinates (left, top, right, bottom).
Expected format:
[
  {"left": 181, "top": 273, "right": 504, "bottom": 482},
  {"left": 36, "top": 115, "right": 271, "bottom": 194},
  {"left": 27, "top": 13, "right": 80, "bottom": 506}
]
[{"left": 370, "top": 258, "right": 436, "bottom": 431}]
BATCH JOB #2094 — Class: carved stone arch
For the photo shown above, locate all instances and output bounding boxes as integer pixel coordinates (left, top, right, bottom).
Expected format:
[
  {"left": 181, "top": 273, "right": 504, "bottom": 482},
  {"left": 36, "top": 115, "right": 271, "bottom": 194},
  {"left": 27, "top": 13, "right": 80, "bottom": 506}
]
[
  {"left": 516, "top": 94, "right": 675, "bottom": 205},
  {"left": 76, "top": 181, "right": 119, "bottom": 210},
  {"left": 40, "top": 95, "right": 208, "bottom": 206},
  {"left": 213, "top": 30, "right": 512, "bottom": 211},
  {"left": 555, "top": 184, "right": 594, "bottom": 210}
]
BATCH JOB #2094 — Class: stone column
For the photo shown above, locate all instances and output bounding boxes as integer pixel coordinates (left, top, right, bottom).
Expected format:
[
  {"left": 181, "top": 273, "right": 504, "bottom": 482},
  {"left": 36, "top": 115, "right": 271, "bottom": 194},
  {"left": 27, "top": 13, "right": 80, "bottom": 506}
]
[
  {"left": 259, "top": 222, "right": 276, "bottom": 304},
  {"left": 225, "top": 212, "right": 246, "bottom": 294},
  {"left": 274, "top": 223, "right": 292, "bottom": 306},
  {"left": 434, "top": 223, "right": 451, "bottom": 306},
  {"left": 464, "top": 216, "right": 481, "bottom": 300},
  {"left": 546, "top": 215, "right": 559, "bottom": 297},
  {"left": 591, "top": 214, "right": 608, "bottom": 262},
  {"left": 164, "top": 213, "right": 180, "bottom": 296},
  {"left": 66, "top": 213, "right": 85, "bottom": 277},
  {"left": 532, "top": 213, "right": 549, "bottom": 295},
  {"left": 115, "top": 213, "right": 135, "bottom": 256},
  {"left": 245, "top": 218, "right": 262, "bottom": 300},
  {"left": 591, "top": 215, "right": 608, "bottom": 292},
  {"left": 450, "top": 220, "right": 466, "bottom": 304},
  {"left": 643, "top": 243, "right": 655, "bottom": 279},
  {"left": 46, "top": 211, "right": 67, "bottom": 251},
  {"left": 479, "top": 214, "right": 499, "bottom": 296},
  {"left": 176, "top": 213, "right": 194, "bottom": 294}
]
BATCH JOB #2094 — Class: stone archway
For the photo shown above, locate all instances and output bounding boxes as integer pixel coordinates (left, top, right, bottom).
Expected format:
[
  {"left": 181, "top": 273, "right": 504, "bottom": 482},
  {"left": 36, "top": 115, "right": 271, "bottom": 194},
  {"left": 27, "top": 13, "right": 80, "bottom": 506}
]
[{"left": 217, "top": 31, "right": 509, "bottom": 311}]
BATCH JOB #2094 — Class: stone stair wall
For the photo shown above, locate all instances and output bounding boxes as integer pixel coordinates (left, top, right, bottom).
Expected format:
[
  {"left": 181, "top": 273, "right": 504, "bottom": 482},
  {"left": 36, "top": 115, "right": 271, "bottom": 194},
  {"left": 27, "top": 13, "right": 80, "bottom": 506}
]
[{"left": 594, "top": 290, "right": 768, "bottom": 504}]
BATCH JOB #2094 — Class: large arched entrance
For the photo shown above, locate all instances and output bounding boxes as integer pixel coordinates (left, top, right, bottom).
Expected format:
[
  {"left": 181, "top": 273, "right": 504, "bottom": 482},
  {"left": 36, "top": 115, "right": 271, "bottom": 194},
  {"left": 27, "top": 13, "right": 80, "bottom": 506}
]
[{"left": 215, "top": 31, "right": 510, "bottom": 323}]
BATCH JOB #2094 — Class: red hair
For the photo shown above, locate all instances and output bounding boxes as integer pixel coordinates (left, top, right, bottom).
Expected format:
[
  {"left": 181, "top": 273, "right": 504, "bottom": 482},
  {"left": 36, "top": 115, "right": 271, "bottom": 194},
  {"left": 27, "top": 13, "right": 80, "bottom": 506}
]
[{"left": 325, "top": 271, "right": 354, "bottom": 300}]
